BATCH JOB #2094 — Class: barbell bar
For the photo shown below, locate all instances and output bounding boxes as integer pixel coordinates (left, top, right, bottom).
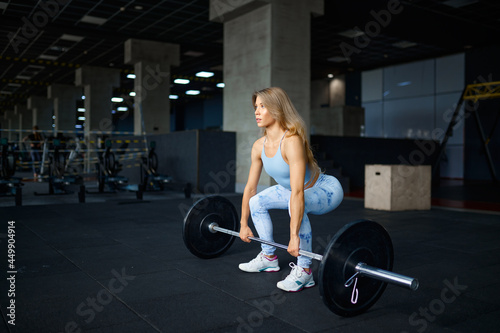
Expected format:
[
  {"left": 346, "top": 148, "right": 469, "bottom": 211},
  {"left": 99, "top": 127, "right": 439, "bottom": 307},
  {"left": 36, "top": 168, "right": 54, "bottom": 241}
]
[
  {"left": 208, "top": 222, "right": 418, "bottom": 291},
  {"left": 183, "top": 195, "right": 419, "bottom": 317},
  {"left": 209, "top": 223, "right": 323, "bottom": 261}
]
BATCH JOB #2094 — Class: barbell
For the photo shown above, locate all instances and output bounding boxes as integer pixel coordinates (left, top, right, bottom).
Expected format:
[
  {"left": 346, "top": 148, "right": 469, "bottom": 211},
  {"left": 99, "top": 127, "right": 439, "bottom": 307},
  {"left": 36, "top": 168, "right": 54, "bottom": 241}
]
[{"left": 182, "top": 195, "right": 419, "bottom": 317}]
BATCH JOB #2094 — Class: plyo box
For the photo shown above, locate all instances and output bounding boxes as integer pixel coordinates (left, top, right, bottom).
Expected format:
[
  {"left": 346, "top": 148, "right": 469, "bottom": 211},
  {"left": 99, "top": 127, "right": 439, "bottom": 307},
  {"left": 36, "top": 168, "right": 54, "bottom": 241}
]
[{"left": 364, "top": 164, "right": 431, "bottom": 211}]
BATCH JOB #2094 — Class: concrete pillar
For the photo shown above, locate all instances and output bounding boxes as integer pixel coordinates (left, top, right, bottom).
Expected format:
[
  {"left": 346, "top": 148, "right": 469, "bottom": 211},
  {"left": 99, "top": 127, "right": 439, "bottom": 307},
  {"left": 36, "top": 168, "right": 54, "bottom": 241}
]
[
  {"left": 210, "top": 0, "right": 324, "bottom": 191},
  {"left": 124, "top": 39, "right": 180, "bottom": 135},
  {"left": 3, "top": 111, "right": 13, "bottom": 141},
  {"left": 48, "top": 84, "right": 81, "bottom": 133},
  {"left": 20, "top": 106, "right": 34, "bottom": 141},
  {"left": 75, "top": 66, "right": 120, "bottom": 137},
  {"left": 13, "top": 105, "right": 26, "bottom": 142},
  {"left": 27, "top": 96, "right": 53, "bottom": 131}
]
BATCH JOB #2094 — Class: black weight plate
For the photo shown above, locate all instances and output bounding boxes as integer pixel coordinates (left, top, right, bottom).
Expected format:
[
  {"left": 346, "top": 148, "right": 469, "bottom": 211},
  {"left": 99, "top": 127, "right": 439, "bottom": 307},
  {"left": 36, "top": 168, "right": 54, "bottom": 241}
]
[
  {"left": 183, "top": 196, "right": 239, "bottom": 259},
  {"left": 104, "top": 152, "right": 116, "bottom": 175},
  {"left": 53, "top": 153, "right": 65, "bottom": 177},
  {"left": 5, "top": 153, "right": 17, "bottom": 177},
  {"left": 319, "top": 220, "right": 393, "bottom": 317},
  {"left": 149, "top": 151, "right": 158, "bottom": 174}
]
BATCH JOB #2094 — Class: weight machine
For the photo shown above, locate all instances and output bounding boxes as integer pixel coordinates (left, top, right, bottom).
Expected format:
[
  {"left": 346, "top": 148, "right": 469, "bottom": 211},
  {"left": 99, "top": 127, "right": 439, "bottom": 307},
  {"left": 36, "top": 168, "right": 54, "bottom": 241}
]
[
  {"left": 35, "top": 137, "right": 83, "bottom": 196},
  {"left": 0, "top": 138, "right": 23, "bottom": 205},
  {"left": 434, "top": 81, "right": 500, "bottom": 183},
  {"left": 139, "top": 141, "right": 191, "bottom": 199},
  {"left": 94, "top": 139, "right": 129, "bottom": 193}
]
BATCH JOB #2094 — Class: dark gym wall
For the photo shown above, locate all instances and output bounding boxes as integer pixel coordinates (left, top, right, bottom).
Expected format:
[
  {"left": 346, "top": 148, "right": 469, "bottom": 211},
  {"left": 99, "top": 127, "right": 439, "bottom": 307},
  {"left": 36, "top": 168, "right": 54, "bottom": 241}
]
[
  {"left": 311, "top": 136, "right": 440, "bottom": 189},
  {"left": 184, "top": 101, "right": 204, "bottom": 130},
  {"left": 183, "top": 94, "right": 223, "bottom": 131},
  {"left": 203, "top": 94, "right": 223, "bottom": 130},
  {"left": 116, "top": 130, "right": 236, "bottom": 193},
  {"left": 345, "top": 71, "right": 362, "bottom": 107},
  {"left": 465, "top": 45, "right": 500, "bottom": 181}
]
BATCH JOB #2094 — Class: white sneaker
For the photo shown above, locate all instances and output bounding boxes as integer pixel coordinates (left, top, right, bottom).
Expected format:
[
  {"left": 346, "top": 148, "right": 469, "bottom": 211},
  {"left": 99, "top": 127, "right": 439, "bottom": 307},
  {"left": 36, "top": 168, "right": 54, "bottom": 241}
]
[
  {"left": 238, "top": 252, "right": 280, "bottom": 273},
  {"left": 276, "top": 263, "right": 315, "bottom": 292}
]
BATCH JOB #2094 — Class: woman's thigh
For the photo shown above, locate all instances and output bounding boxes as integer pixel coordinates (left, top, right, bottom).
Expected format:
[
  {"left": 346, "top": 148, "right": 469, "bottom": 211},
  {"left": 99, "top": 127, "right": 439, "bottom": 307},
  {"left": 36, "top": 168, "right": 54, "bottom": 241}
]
[
  {"left": 304, "top": 174, "right": 344, "bottom": 215},
  {"left": 250, "top": 185, "right": 290, "bottom": 212}
]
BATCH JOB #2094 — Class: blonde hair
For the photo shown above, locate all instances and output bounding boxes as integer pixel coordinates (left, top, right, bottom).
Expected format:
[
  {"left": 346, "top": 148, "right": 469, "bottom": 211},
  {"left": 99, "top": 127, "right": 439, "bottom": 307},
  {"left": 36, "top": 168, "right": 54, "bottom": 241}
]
[{"left": 252, "top": 87, "right": 321, "bottom": 181}]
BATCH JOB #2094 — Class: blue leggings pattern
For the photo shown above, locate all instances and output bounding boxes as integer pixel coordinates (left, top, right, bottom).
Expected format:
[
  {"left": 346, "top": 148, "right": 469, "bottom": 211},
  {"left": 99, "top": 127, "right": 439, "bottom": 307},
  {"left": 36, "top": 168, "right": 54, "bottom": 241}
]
[{"left": 249, "top": 174, "right": 343, "bottom": 268}]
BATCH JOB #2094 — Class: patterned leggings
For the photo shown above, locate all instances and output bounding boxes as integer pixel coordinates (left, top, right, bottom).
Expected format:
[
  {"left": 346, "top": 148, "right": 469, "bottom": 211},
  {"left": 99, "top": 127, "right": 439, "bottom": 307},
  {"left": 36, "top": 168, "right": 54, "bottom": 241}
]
[{"left": 249, "top": 174, "right": 344, "bottom": 268}]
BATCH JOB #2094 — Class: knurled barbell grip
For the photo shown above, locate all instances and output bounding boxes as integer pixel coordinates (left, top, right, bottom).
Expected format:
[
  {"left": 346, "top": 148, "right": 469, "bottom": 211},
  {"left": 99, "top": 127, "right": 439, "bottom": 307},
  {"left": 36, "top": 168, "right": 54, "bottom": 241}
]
[{"left": 210, "top": 223, "right": 323, "bottom": 261}]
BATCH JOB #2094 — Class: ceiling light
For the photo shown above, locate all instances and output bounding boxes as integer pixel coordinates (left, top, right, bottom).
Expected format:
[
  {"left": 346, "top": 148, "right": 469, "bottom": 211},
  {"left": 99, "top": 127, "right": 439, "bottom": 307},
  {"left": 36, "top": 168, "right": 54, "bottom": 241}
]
[
  {"left": 186, "top": 90, "right": 200, "bottom": 96},
  {"left": 196, "top": 71, "right": 214, "bottom": 78},
  {"left": 77, "top": 108, "right": 85, "bottom": 112},
  {"left": 80, "top": 15, "right": 108, "bottom": 25},
  {"left": 111, "top": 97, "right": 123, "bottom": 103},
  {"left": 127, "top": 74, "right": 136, "bottom": 79},
  {"left": 327, "top": 74, "right": 334, "bottom": 78},
  {"left": 135, "top": 5, "right": 143, "bottom": 10},
  {"left": 169, "top": 95, "right": 179, "bottom": 99},
  {"left": 60, "top": 34, "right": 84, "bottom": 42},
  {"left": 38, "top": 54, "right": 58, "bottom": 60},
  {"left": 117, "top": 107, "right": 128, "bottom": 112},
  {"left": 174, "top": 79, "right": 190, "bottom": 84},
  {"left": 16, "top": 65, "right": 44, "bottom": 81},
  {"left": 75, "top": 124, "right": 83, "bottom": 129},
  {"left": 50, "top": 46, "right": 68, "bottom": 52},
  {"left": 443, "top": 0, "right": 478, "bottom": 8},
  {"left": 338, "top": 29, "right": 365, "bottom": 38},
  {"left": 397, "top": 81, "right": 412, "bottom": 87},
  {"left": 82, "top": 95, "right": 85, "bottom": 100},
  {"left": 327, "top": 56, "right": 350, "bottom": 63},
  {"left": 216, "top": 83, "right": 225, "bottom": 88},
  {"left": 78, "top": 116, "right": 86, "bottom": 121},
  {"left": 393, "top": 41, "right": 418, "bottom": 48},
  {"left": 129, "top": 92, "right": 136, "bottom": 97}
]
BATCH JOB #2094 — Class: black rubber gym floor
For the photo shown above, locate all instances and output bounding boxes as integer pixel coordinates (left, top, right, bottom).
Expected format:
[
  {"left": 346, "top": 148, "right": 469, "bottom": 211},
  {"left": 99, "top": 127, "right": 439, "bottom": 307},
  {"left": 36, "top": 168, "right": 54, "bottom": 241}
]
[{"left": 1, "top": 192, "right": 499, "bottom": 332}]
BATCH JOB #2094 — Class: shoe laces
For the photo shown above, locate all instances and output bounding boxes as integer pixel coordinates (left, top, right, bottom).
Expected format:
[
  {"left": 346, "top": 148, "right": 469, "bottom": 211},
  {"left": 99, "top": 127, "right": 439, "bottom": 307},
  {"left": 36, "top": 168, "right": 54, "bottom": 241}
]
[
  {"left": 287, "top": 262, "right": 303, "bottom": 280},
  {"left": 249, "top": 252, "right": 266, "bottom": 264}
]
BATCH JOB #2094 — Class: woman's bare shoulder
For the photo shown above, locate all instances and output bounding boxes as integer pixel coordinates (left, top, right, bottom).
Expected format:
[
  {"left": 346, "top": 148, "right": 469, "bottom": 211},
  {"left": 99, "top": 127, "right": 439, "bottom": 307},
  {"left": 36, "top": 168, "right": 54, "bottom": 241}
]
[
  {"left": 251, "top": 136, "right": 265, "bottom": 149},
  {"left": 283, "top": 133, "right": 303, "bottom": 147},
  {"left": 251, "top": 136, "right": 265, "bottom": 157}
]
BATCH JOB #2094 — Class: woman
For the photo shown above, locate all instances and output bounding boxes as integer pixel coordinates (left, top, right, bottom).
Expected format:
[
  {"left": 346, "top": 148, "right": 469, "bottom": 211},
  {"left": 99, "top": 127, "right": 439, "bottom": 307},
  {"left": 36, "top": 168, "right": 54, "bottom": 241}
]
[{"left": 238, "top": 87, "right": 344, "bottom": 292}]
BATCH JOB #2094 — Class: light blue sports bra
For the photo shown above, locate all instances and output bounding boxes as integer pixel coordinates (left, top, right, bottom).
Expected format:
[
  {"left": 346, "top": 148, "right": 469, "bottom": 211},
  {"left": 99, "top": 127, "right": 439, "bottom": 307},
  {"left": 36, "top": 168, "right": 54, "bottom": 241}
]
[{"left": 261, "top": 131, "right": 312, "bottom": 190}]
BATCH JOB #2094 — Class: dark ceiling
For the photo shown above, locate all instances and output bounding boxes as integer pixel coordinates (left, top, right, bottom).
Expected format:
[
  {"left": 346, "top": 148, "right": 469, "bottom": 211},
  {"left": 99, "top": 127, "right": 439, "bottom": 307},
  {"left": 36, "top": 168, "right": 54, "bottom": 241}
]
[{"left": 1, "top": 0, "right": 500, "bottom": 113}]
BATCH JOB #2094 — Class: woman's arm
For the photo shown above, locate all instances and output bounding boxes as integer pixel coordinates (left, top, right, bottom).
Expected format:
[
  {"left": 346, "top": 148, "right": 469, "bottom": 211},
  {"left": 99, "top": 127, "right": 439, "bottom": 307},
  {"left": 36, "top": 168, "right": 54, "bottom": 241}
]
[
  {"left": 239, "top": 138, "right": 264, "bottom": 242},
  {"left": 284, "top": 135, "right": 308, "bottom": 257}
]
